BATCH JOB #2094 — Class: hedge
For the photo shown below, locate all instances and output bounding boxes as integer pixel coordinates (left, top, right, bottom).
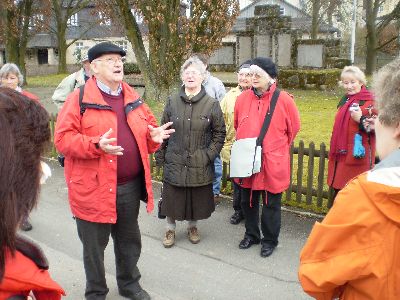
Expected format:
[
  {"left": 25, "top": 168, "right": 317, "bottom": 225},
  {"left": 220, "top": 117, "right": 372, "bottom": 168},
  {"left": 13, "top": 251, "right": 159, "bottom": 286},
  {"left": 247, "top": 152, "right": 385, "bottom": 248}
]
[
  {"left": 124, "top": 63, "right": 141, "bottom": 75},
  {"left": 278, "top": 69, "right": 341, "bottom": 90}
]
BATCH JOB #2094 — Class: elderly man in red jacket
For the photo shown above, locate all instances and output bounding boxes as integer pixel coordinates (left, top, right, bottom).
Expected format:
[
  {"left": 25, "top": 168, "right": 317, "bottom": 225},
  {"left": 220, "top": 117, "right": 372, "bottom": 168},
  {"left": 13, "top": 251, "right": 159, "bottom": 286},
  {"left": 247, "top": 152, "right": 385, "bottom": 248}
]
[
  {"left": 55, "top": 42, "right": 174, "bottom": 300},
  {"left": 234, "top": 57, "right": 300, "bottom": 258}
]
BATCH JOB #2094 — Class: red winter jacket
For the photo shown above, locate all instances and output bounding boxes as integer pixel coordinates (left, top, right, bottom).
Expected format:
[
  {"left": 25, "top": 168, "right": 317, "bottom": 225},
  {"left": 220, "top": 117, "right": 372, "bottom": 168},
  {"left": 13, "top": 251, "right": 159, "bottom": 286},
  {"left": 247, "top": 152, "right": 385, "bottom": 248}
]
[
  {"left": 55, "top": 78, "right": 160, "bottom": 223},
  {"left": 234, "top": 84, "right": 300, "bottom": 193},
  {"left": 21, "top": 90, "right": 40, "bottom": 103},
  {"left": 0, "top": 250, "right": 65, "bottom": 299}
]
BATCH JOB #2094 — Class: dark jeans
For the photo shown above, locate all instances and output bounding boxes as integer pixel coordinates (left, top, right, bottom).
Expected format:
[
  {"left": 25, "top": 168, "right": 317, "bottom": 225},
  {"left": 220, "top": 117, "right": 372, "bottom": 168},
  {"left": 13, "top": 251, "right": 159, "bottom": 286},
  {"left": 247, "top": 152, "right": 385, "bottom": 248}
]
[
  {"left": 232, "top": 181, "right": 242, "bottom": 212},
  {"left": 76, "top": 178, "right": 143, "bottom": 300},
  {"left": 241, "top": 188, "right": 282, "bottom": 247}
]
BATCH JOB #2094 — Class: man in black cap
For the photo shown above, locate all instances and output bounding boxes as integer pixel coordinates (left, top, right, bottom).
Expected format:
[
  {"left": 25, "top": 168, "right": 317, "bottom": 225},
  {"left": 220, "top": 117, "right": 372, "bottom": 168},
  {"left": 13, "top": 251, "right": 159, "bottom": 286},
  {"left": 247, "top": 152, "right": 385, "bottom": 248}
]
[
  {"left": 55, "top": 42, "right": 174, "bottom": 300},
  {"left": 233, "top": 57, "right": 300, "bottom": 257},
  {"left": 220, "top": 60, "right": 252, "bottom": 224}
]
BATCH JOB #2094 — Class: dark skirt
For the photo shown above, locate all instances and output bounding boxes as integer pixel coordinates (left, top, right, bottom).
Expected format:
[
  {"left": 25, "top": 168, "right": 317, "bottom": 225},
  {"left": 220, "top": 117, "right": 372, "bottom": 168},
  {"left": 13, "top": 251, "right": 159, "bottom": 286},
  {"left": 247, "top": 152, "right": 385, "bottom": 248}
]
[{"left": 160, "top": 182, "right": 215, "bottom": 221}]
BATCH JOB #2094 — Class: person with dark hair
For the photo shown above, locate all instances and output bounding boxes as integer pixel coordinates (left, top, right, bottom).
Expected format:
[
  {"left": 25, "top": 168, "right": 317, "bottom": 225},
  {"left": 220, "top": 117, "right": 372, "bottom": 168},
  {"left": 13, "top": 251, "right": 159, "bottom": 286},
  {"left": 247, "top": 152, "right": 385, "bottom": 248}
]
[
  {"left": 0, "top": 88, "right": 65, "bottom": 299},
  {"left": 220, "top": 60, "right": 252, "bottom": 224},
  {"left": 233, "top": 57, "right": 300, "bottom": 258},
  {"left": 55, "top": 42, "right": 174, "bottom": 300},
  {"left": 299, "top": 58, "right": 400, "bottom": 300},
  {"left": 0, "top": 63, "right": 41, "bottom": 231}
]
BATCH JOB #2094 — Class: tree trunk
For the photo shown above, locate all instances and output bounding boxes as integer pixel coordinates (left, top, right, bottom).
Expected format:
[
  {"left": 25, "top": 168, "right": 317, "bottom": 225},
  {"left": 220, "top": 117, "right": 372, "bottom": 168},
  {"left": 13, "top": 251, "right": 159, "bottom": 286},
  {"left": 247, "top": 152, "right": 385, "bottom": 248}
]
[
  {"left": 5, "top": 8, "right": 19, "bottom": 63},
  {"left": 58, "top": 37, "right": 68, "bottom": 74},
  {"left": 311, "top": 0, "right": 321, "bottom": 39},
  {"left": 365, "top": 0, "right": 379, "bottom": 75}
]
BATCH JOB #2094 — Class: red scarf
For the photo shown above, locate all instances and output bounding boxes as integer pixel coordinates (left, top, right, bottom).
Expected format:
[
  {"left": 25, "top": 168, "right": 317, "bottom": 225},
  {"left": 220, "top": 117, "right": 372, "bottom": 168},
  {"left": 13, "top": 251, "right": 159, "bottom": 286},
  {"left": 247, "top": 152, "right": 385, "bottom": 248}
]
[{"left": 328, "top": 86, "right": 374, "bottom": 161}]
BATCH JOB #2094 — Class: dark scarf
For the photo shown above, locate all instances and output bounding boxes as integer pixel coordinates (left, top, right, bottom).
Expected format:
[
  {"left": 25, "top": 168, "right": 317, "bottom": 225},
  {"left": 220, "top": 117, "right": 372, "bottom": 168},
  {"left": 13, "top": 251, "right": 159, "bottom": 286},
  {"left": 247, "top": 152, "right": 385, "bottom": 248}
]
[{"left": 328, "top": 86, "right": 374, "bottom": 161}]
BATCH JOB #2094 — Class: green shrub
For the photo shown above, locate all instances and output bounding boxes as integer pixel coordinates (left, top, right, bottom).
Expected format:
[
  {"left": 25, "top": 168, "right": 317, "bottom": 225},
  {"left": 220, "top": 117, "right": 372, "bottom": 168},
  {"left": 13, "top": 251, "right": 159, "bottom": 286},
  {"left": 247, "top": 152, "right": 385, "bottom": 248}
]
[
  {"left": 278, "top": 69, "right": 341, "bottom": 90},
  {"left": 124, "top": 63, "right": 141, "bottom": 75}
]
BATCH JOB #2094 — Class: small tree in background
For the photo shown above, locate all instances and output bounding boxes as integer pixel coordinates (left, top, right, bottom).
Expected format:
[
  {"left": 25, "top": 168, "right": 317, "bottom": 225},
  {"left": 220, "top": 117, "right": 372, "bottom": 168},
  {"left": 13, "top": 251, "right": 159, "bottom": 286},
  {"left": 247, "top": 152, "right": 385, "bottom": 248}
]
[
  {"left": 97, "top": 0, "right": 239, "bottom": 102},
  {"left": 0, "top": 0, "right": 49, "bottom": 83}
]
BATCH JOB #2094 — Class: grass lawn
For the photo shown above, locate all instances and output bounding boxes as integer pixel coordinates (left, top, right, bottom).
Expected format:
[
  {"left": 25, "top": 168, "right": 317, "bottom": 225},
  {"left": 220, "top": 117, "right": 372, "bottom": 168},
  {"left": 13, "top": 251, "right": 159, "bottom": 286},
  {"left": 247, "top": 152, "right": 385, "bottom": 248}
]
[
  {"left": 30, "top": 72, "right": 343, "bottom": 213},
  {"left": 28, "top": 74, "right": 71, "bottom": 87}
]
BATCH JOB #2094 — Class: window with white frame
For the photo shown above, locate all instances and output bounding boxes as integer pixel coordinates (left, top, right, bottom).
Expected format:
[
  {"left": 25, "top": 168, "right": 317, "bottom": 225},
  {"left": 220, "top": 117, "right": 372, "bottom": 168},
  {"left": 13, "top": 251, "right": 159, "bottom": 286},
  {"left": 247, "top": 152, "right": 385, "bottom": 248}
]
[
  {"left": 67, "top": 13, "right": 78, "bottom": 27},
  {"left": 131, "top": 9, "right": 143, "bottom": 23},
  {"left": 28, "top": 14, "right": 44, "bottom": 29},
  {"left": 98, "top": 12, "right": 111, "bottom": 26},
  {"left": 75, "top": 42, "right": 84, "bottom": 51},
  {"left": 279, "top": 7, "right": 285, "bottom": 16},
  {"left": 378, "top": 5, "right": 384, "bottom": 12},
  {"left": 116, "top": 40, "right": 128, "bottom": 52}
]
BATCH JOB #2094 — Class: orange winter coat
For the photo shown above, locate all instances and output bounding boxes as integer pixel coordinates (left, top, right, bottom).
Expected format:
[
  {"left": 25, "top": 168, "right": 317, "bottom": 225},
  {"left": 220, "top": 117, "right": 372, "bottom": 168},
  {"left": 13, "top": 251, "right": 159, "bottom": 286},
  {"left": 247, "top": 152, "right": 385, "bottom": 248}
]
[
  {"left": 299, "top": 150, "right": 400, "bottom": 300},
  {"left": 55, "top": 78, "right": 160, "bottom": 223}
]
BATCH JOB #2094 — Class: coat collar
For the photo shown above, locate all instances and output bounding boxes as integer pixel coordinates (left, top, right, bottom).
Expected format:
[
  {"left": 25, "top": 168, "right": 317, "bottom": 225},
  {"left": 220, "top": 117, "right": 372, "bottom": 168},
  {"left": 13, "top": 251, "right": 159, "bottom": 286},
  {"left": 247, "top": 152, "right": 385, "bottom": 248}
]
[
  {"left": 82, "top": 77, "right": 141, "bottom": 106},
  {"left": 179, "top": 85, "right": 207, "bottom": 103}
]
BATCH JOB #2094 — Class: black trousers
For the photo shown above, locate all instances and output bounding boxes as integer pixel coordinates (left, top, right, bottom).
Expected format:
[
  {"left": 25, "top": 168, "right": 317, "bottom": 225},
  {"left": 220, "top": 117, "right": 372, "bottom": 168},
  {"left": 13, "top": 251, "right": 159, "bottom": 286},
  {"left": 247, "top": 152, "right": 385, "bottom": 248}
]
[
  {"left": 240, "top": 188, "right": 282, "bottom": 247},
  {"left": 232, "top": 181, "right": 242, "bottom": 212},
  {"left": 76, "top": 178, "right": 143, "bottom": 300}
]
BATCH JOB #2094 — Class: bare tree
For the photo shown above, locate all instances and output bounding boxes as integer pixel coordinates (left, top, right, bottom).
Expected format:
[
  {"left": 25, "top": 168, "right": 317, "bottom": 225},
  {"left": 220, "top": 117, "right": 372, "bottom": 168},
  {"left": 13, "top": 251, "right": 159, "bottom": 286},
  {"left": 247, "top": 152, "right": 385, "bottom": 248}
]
[
  {"left": 364, "top": 0, "right": 400, "bottom": 74},
  {"left": 97, "top": 0, "right": 239, "bottom": 102},
  {"left": 0, "top": 0, "right": 49, "bottom": 82}
]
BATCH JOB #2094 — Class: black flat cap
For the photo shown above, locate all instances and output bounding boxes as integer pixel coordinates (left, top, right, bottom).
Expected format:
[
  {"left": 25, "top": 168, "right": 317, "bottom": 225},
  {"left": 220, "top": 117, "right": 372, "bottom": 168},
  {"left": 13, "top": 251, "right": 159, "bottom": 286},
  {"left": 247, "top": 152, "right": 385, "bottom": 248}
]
[
  {"left": 251, "top": 57, "right": 278, "bottom": 79},
  {"left": 88, "top": 42, "right": 126, "bottom": 63}
]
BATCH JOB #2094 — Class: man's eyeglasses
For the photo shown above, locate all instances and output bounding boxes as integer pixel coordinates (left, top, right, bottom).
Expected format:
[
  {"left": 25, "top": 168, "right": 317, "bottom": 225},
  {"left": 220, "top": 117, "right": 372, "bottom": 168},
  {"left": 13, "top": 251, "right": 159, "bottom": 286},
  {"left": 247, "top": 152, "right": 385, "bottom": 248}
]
[{"left": 93, "top": 57, "right": 126, "bottom": 65}]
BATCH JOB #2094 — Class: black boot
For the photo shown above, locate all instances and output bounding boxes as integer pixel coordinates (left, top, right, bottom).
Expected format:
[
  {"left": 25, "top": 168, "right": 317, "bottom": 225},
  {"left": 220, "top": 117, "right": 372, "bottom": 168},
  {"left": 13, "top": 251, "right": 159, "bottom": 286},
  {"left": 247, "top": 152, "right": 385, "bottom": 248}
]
[{"left": 230, "top": 210, "right": 244, "bottom": 225}]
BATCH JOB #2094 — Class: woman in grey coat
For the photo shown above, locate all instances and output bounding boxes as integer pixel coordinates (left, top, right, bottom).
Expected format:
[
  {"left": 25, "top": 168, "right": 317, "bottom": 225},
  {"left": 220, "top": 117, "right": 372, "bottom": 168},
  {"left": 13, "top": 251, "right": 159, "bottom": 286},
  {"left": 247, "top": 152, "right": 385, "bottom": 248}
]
[{"left": 155, "top": 56, "right": 226, "bottom": 248}]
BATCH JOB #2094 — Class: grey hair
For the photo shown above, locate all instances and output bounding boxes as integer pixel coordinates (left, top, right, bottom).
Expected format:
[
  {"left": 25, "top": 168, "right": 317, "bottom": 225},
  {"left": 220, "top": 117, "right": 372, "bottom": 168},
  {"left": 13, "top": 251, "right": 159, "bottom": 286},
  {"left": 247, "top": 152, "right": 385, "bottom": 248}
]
[
  {"left": 339, "top": 65, "right": 367, "bottom": 86},
  {"left": 180, "top": 56, "right": 207, "bottom": 81},
  {"left": 0, "top": 63, "right": 24, "bottom": 86},
  {"left": 373, "top": 58, "right": 400, "bottom": 126}
]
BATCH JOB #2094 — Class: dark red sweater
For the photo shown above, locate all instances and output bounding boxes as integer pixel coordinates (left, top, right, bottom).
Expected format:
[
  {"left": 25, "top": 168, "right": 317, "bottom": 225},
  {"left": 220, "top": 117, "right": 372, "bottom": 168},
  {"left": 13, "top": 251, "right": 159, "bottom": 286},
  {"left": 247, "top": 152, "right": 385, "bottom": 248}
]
[{"left": 101, "top": 90, "right": 143, "bottom": 184}]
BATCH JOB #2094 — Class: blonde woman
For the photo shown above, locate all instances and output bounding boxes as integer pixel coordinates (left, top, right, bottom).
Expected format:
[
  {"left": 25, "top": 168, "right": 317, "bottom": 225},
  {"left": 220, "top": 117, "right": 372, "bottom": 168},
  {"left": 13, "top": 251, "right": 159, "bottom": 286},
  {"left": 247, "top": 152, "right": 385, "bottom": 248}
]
[
  {"left": 299, "top": 58, "right": 400, "bottom": 300},
  {"left": 327, "top": 66, "right": 376, "bottom": 198}
]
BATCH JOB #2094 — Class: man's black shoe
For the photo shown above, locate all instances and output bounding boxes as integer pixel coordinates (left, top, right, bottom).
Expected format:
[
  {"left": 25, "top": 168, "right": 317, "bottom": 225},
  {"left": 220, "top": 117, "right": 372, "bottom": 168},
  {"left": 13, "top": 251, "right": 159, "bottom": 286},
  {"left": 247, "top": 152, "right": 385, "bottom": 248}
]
[
  {"left": 120, "top": 288, "right": 151, "bottom": 300},
  {"left": 230, "top": 210, "right": 244, "bottom": 225},
  {"left": 260, "top": 245, "right": 275, "bottom": 258},
  {"left": 239, "top": 237, "right": 260, "bottom": 249}
]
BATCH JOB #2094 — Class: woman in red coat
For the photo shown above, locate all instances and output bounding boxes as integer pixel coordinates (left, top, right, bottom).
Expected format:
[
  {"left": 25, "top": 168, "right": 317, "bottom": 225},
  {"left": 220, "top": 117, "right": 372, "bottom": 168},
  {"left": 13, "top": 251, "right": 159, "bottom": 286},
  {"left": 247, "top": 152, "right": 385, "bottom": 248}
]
[
  {"left": 0, "top": 88, "right": 65, "bottom": 299},
  {"left": 0, "top": 63, "right": 40, "bottom": 231},
  {"left": 233, "top": 57, "right": 300, "bottom": 258},
  {"left": 327, "top": 66, "right": 376, "bottom": 198}
]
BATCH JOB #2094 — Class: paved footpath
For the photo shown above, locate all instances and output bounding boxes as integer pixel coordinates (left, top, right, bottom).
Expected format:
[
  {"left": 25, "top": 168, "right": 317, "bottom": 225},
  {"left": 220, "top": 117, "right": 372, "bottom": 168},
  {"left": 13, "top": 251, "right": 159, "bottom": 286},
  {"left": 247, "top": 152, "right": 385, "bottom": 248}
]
[{"left": 23, "top": 160, "right": 316, "bottom": 300}]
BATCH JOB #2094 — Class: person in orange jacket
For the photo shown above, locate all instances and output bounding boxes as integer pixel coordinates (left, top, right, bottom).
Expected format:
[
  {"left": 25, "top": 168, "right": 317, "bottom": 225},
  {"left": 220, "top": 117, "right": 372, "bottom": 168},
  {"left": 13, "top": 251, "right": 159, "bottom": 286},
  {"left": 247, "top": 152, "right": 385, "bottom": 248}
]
[
  {"left": 0, "top": 63, "right": 41, "bottom": 231},
  {"left": 299, "top": 58, "right": 400, "bottom": 299},
  {"left": 55, "top": 42, "right": 174, "bottom": 300},
  {"left": 0, "top": 88, "right": 65, "bottom": 299}
]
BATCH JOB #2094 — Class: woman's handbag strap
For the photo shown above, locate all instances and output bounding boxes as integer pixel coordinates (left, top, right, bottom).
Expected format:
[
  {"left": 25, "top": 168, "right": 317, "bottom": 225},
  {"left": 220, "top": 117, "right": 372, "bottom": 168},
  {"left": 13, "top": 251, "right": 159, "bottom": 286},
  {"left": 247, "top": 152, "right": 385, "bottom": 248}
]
[{"left": 256, "top": 89, "right": 280, "bottom": 146}]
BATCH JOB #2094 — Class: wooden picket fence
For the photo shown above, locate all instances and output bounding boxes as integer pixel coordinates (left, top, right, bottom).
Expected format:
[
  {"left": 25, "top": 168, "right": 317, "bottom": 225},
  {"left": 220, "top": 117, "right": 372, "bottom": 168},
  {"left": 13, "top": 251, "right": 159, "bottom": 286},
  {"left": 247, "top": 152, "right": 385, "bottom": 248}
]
[
  {"left": 149, "top": 140, "right": 335, "bottom": 213},
  {"left": 49, "top": 115, "right": 334, "bottom": 213}
]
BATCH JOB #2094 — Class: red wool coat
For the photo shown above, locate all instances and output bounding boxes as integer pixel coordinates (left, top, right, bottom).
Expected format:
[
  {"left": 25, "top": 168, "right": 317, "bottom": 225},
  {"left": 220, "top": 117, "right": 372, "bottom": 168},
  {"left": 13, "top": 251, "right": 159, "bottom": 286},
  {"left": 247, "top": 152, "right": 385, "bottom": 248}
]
[
  {"left": 55, "top": 78, "right": 160, "bottom": 223},
  {"left": 234, "top": 84, "right": 300, "bottom": 193}
]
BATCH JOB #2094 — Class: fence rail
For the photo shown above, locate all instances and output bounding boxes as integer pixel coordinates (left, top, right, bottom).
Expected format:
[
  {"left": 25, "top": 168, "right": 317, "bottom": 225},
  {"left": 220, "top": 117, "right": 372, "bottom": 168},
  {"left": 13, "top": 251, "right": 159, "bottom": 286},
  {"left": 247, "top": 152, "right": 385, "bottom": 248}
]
[{"left": 49, "top": 115, "right": 334, "bottom": 213}]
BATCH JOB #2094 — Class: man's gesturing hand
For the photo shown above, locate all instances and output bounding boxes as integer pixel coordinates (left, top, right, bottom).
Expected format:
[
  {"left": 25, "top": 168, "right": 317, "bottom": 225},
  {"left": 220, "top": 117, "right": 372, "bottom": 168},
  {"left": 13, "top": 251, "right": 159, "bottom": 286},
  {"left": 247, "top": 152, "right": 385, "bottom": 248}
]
[
  {"left": 148, "top": 122, "right": 175, "bottom": 144},
  {"left": 99, "top": 128, "right": 124, "bottom": 155}
]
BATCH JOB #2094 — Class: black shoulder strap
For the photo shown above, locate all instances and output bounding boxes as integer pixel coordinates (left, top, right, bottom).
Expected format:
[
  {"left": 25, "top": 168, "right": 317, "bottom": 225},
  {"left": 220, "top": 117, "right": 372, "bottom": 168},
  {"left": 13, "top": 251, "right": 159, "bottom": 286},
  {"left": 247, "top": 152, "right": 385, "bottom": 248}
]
[
  {"left": 256, "top": 89, "right": 280, "bottom": 146},
  {"left": 79, "top": 84, "right": 86, "bottom": 116},
  {"left": 125, "top": 98, "right": 144, "bottom": 115}
]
